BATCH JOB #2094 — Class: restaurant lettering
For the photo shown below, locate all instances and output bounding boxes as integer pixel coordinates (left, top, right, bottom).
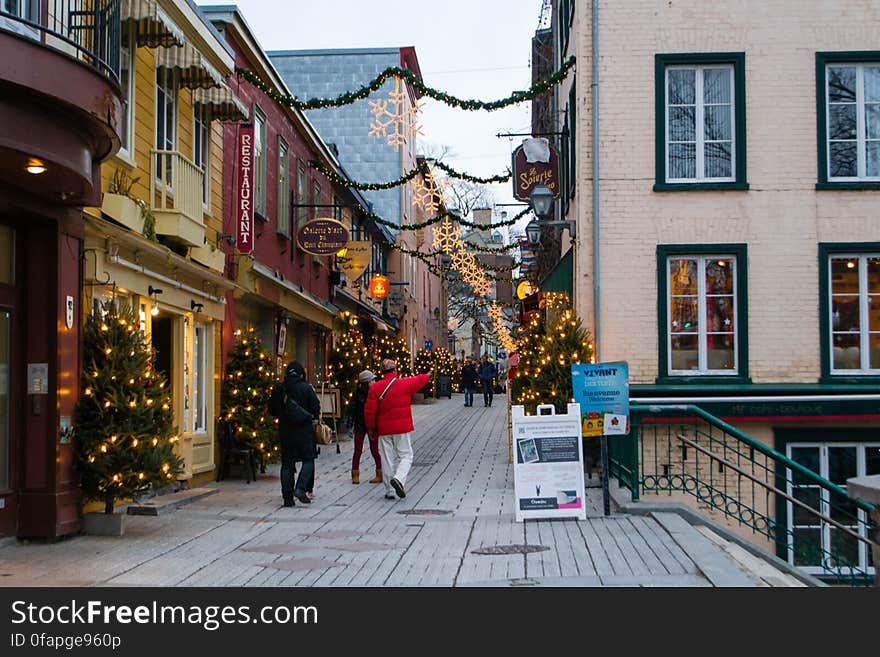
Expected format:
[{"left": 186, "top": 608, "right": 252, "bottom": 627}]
[{"left": 237, "top": 124, "right": 254, "bottom": 254}]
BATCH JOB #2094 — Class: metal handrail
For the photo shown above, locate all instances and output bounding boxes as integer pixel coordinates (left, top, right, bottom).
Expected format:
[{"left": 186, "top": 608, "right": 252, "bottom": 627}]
[
  {"left": 631, "top": 404, "right": 875, "bottom": 513},
  {"left": 0, "top": 1, "right": 120, "bottom": 84}
]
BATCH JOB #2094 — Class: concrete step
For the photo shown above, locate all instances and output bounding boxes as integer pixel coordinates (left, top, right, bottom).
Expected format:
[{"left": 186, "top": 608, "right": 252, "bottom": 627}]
[
  {"left": 651, "top": 512, "right": 757, "bottom": 587},
  {"left": 127, "top": 487, "right": 218, "bottom": 516},
  {"left": 695, "top": 525, "right": 805, "bottom": 587}
]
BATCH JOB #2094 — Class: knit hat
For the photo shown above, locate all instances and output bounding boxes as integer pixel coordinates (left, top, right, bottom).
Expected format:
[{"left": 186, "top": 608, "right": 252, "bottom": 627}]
[
  {"left": 381, "top": 359, "right": 397, "bottom": 373},
  {"left": 358, "top": 370, "right": 376, "bottom": 383}
]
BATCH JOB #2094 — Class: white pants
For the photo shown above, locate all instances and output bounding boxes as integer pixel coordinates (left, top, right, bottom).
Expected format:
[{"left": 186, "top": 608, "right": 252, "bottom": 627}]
[{"left": 379, "top": 433, "right": 413, "bottom": 495}]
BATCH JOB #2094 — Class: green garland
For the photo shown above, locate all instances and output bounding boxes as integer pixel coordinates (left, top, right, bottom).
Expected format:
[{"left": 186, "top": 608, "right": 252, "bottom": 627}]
[
  {"left": 309, "top": 159, "right": 510, "bottom": 191},
  {"left": 364, "top": 206, "right": 529, "bottom": 232},
  {"left": 235, "top": 56, "right": 575, "bottom": 112}
]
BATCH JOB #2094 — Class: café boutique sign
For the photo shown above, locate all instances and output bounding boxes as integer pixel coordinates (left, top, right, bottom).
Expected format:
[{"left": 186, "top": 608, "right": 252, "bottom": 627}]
[
  {"left": 296, "top": 218, "right": 349, "bottom": 256},
  {"left": 511, "top": 137, "right": 560, "bottom": 202}
]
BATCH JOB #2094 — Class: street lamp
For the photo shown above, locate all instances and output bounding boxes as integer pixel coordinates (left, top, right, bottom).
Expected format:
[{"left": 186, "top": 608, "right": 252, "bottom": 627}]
[
  {"left": 529, "top": 183, "right": 555, "bottom": 220},
  {"left": 525, "top": 219, "right": 541, "bottom": 244}
]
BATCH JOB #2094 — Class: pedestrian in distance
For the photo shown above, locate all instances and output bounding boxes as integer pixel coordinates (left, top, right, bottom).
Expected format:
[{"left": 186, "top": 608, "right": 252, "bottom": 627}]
[
  {"left": 276, "top": 361, "right": 320, "bottom": 507},
  {"left": 460, "top": 357, "right": 478, "bottom": 407},
  {"left": 478, "top": 354, "right": 497, "bottom": 407},
  {"left": 351, "top": 369, "right": 383, "bottom": 485},
  {"left": 363, "top": 359, "right": 431, "bottom": 500}
]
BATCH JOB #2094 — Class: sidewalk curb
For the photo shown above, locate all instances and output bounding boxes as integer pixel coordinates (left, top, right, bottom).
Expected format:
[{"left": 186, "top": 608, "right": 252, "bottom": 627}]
[{"left": 127, "top": 487, "right": 218, "bottom": 516}]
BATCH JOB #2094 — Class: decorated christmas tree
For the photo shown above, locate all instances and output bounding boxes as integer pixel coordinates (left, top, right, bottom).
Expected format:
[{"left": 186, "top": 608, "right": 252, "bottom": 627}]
[
  {"left": 432, "top": 347, "right": 456, "bottom": 398},
  {"left": 413, "top": 348, "right": 435, "bottom": 394},
  {"left": 219, "top": 328, "right": 277, "bottom": 467},
  {"left": 371, "top": 334, "right": 412, "bottom": 376},
  {"left": 511, "top": 306, "right": 593, "bottom": 415},
  {"left": 327, "top": 324, "right": 369, "bottom": 422},
  {"left": 75, "top": 300, "right": 184, "bottom": 514}
]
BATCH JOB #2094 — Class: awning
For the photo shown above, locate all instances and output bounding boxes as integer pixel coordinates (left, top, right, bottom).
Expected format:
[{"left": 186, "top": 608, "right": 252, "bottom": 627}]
[
  {"left": 333, "top": 287, "right": 397, "bottom": 334},
  {"left": 121, "top": 0, "right": 184, "bottom": 48},
  {"left": 193, "top": 83, "right": 249, "bottom": 122},
  {"left": 157, "top": 42, "right": 223, "bottom": 89},
  {"left": 540, "top": 247, "right": 573, "bottom": 296}
]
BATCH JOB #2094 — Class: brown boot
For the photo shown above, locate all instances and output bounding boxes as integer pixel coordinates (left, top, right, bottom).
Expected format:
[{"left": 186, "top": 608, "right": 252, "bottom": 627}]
[
  {"left": 368, "top": 468, "right": 382, "bottom": 484},
  {"left": 351, "top": 469, "right": 359, "bottom": 484}
]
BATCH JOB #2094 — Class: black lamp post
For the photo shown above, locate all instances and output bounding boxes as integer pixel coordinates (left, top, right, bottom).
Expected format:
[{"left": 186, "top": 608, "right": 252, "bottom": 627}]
[
  {"left": 525, "top": 219, "right": 541, "bottom": 244},
  {"left": 529, "top": 183, "right": 555, "bottom": 220}
]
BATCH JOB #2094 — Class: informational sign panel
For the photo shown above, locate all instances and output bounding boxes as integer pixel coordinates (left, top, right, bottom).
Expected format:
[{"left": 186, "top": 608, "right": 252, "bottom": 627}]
[
  {"left": 236, "top": 124, "right": 254, "bottom": 255},
  {"left": 511, "top": 140, "right": 560, "bottom": 201},
  {"left": 571, "top": 362, "right": 629, "bottom": 437},
  {"left": 511, "top": 403, "right": 586, "bottom": 522},
  {"left": 296, "top": 218, "right": 349, "bottom": 256}
]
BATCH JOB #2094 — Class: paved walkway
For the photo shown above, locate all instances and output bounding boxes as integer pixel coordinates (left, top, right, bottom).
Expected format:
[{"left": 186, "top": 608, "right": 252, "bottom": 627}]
[{"left": 0, "top": 396, "right": 806, "bottom": 587}]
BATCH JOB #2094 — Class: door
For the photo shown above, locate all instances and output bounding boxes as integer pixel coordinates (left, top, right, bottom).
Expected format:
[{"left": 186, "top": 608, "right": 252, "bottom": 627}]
[{"left": 0, "top": 223, "right": 18, "bottom": 536}]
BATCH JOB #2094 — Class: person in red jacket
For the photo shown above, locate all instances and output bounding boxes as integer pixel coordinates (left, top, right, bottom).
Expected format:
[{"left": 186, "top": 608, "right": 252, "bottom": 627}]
[{"left": 363, "top": 359, "right": 431, "bottom": 500}]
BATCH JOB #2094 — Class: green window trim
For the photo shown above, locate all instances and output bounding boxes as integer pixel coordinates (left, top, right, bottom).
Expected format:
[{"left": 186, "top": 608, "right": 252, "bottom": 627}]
[
  {"left": 656, "top": 243, "right": 750, "bottom": 384},
  {"left": 654, "top": 52, "right": 748, "bottom": 191},
  {"left": 818, "top": 241, "right": 880, "bottom": 383},
  {"left": 815, "top": 51, "right": 880, "bottom": 190}
]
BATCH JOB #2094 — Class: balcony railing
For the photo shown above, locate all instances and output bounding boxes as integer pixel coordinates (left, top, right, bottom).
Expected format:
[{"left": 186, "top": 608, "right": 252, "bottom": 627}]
[
  {"left": 0, "top": 0, "right": 120, "bottom": 84},
  {"left": 151, "top": 150, "right": 206, "bottom": 247}
]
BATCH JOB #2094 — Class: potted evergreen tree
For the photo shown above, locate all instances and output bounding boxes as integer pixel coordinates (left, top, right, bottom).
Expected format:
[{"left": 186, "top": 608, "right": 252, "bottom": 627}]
[{"left": 74, "top": 300, "right": 183, "bottom": 535}]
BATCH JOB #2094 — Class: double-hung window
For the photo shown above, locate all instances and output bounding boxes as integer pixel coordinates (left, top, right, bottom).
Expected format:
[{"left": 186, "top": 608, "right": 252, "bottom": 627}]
[
  {"left": 817, "top": 53, "right": 880, "bottom": 188},
  {"left": 658, "top": 244, "right": 749, "bottom": 381},
  {"left": 296, "top": 162, "right": 307, "bottom": 229},
  {"left": 253, "top": 106, "right": 266, "bottom": 218},
  {"left": 277, "top": 137, "right": 289, "bottom": 236},
  {"left": 820, "top": 244, "right": 880, "bottom": 378},
  {"left": 155, "top": 68, "right": 176, "bottom": 186},
  {"left": 193, "top": 104, "right": 210, "bottom": 208},
  {"left": 655, "top": 53, "right": 747, "bottom": 190}
]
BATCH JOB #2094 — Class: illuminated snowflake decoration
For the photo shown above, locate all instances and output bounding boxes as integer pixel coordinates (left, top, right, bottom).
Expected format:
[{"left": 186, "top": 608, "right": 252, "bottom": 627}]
[
  {"left": 412, "top": 168, "right": 447, "bottom": 214},
  {"left": 432, "top": 218, "right": 462, "bottom": 252},
  {"left": 368, "top": 77, "right": 424, "bottom": 152}
]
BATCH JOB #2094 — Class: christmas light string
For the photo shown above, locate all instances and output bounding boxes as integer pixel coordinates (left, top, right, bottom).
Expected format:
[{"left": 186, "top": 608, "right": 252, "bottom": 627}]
[
  {"left": 309, "top": 159, "right": 511, "bottom": 191},
  {"left": 235, "top": 56, "right": 575, "bottom": 112}
]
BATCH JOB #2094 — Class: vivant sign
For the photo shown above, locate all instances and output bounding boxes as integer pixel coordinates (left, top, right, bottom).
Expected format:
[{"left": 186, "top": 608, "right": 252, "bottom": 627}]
[{"left": 237, "top": 124, "right": 254, "bottom": 255}]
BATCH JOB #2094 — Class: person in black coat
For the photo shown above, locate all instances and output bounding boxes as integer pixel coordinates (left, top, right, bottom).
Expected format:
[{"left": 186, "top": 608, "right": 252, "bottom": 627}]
[
  {"left": 460, "top": 358, "right": 478, "bottom": 407},
  {"left": 278, "top": 361, "right": 320, "bottom": 506}
]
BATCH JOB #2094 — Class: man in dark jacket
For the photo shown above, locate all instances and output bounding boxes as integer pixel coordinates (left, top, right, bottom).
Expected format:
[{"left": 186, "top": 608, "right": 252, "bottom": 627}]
[
  {"left": 460, "top": 358, "right": 478, "bottom": 407},
  {"left": 477, "top": 355, "right": 497, "bottom": 407},
  {"left": 278, "top": 361, "right": 320, "bottom": 506}
]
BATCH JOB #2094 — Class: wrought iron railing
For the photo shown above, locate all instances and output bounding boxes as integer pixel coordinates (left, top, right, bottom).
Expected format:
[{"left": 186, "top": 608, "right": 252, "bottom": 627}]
[
  {"left": 0, "top": 0, "right": 120, "bottom": 83},
  {"left": 609, "top": 404, "right": 877, "bottom": 585}
]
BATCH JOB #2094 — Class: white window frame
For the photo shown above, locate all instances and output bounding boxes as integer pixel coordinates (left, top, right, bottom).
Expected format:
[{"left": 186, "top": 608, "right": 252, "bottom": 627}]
[
  {"left": 666, "top": 254, "right": 738, "bottom": 376},
  {"left": 253, "top": 105, "right": 266, "bottom": 217},
  {"left": 277, "top": 136, "right": 289, "bottom": 236},
  {"left": 192, "top": 323, "right": 207, "bottom": 434},
  {"left": 665, "top": 64, "right": 736, "bottom": 183},
  {"left": 785, "top": 442, "right": 879, "bottom": 576},
  {"left": 155, "top": 67, "right": 177, "bottom": 187},
  {"left": 826, "top": 63, "right": 880, "bottom": 182},
  {"left": 117, "top": 23, "right": 136, "bottom": 158},
  {"left": 828, "top": 254, "right": 880, "bottom": 374},
  {"left": 193, "top": 103, "right": 210, "bottom": 210}
]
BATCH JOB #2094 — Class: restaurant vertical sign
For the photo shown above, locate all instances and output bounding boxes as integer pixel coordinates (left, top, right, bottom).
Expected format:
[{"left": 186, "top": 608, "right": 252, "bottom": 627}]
[{"left": 237, "top": 124, "right": 254, "bottom": 255}]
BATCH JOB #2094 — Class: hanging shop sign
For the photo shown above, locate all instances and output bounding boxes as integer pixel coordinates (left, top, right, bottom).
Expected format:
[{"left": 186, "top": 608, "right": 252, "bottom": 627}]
[
  {"left": 516, "top": 279, "right": 535, "bottom": 300},
  {"left": 511, "top": 402, "right": 586, "bottom": 522},
  {"left": 512, "top": 138, "right": 560, "bottom": 201},
  {"left": 369, "top": 274, "right": 390, "bottom": 300},
  {"left": 296, "top": 218, "right": 350, "bottom": 256},
  {"left": 338, "top": 240, "right": 372, "bottom": 283},
  {"left": 571, "top": 362, "right": 630, "bottom": 438},
  {"left": 237, "top": 124, "right": 254, "bottom": 255},
  {"left": 387, "top": 288, "right": 404, "bottom": 318}
]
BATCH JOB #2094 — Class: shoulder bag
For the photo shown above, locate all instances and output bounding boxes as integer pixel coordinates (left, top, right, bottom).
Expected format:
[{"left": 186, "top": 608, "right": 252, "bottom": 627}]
[{"left": 372, "top": 377, "right": 397, "bottom": 437}]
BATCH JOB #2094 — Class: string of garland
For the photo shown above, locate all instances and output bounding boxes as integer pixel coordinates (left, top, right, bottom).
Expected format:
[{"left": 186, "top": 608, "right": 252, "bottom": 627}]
[
  {"left": 235, "top": 56, "right": 575, "bottom": 112},
  {"left": 309, "top": 159, "right": 511, "bottom": 191},
  {"left": 460, "top": 239, "right": 521, "bottom": 255},
  {"left": 363, "top": 206, "right": 529, "bottom": 232},
  {"left": 387, "top": 241, "right": 522, "bottom": 274}
]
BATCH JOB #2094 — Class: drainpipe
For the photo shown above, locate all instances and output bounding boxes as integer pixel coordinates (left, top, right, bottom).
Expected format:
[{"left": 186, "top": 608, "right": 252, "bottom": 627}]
[{"left": 591, "top": 0, "right": 600, "bottom": 362}]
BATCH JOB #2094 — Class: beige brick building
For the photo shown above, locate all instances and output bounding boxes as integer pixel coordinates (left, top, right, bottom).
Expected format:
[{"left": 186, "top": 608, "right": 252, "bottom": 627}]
[{"left": 540, "top": 0, "right": 880, "bottom": 579}]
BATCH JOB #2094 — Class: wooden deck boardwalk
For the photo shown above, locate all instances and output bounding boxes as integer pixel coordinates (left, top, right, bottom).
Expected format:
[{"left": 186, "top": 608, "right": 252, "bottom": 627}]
[{"left": 0, "top": 396, "right": 805, "bottom": 587}]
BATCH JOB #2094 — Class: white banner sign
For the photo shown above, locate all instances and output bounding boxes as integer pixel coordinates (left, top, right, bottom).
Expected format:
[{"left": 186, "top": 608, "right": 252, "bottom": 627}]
[{"left": 511, "top": 403, "right": 586, "bottom": 522}]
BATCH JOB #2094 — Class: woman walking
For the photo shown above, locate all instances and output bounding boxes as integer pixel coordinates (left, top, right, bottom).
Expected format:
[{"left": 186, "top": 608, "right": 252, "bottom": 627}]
[{"left": 351, "top": 369, "right": 382, "bottom": 484}]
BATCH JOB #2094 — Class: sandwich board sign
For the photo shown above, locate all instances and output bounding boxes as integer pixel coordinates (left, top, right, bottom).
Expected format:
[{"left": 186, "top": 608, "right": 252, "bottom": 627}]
[{"left": 511, "top": 402, "right": 586, "bottom": 522}]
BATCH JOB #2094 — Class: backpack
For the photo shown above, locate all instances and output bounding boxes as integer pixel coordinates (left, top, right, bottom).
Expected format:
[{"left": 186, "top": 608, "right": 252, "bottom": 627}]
[{"left": 268, "top": 382, "right": 286, "bottom": 418}]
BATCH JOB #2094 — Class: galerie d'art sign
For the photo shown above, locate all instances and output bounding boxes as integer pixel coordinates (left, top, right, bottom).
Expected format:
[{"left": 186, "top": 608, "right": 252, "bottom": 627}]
[
  {"left": 512, "top": 137, "right": 560, "bottom": 201},
  {"left": 237, "top": 124, "right": 254, "bottom": 255},
  {"left": 511, "top": 402, "right": 586, "bottom": 522},
  {"left": 296, "top": 218, "right": 349, "bottom": 256}
]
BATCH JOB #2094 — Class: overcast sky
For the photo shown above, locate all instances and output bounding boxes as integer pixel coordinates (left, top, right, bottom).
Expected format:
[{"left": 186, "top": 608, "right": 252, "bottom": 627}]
[{"left": 209, "top": 0, "right": 545, "bottom": 239}]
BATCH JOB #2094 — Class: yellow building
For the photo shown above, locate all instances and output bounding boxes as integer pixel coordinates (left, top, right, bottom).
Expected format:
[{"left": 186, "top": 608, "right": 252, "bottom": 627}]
[{"left": 83, "top": 0, "right": 247, "bottom": 482}]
